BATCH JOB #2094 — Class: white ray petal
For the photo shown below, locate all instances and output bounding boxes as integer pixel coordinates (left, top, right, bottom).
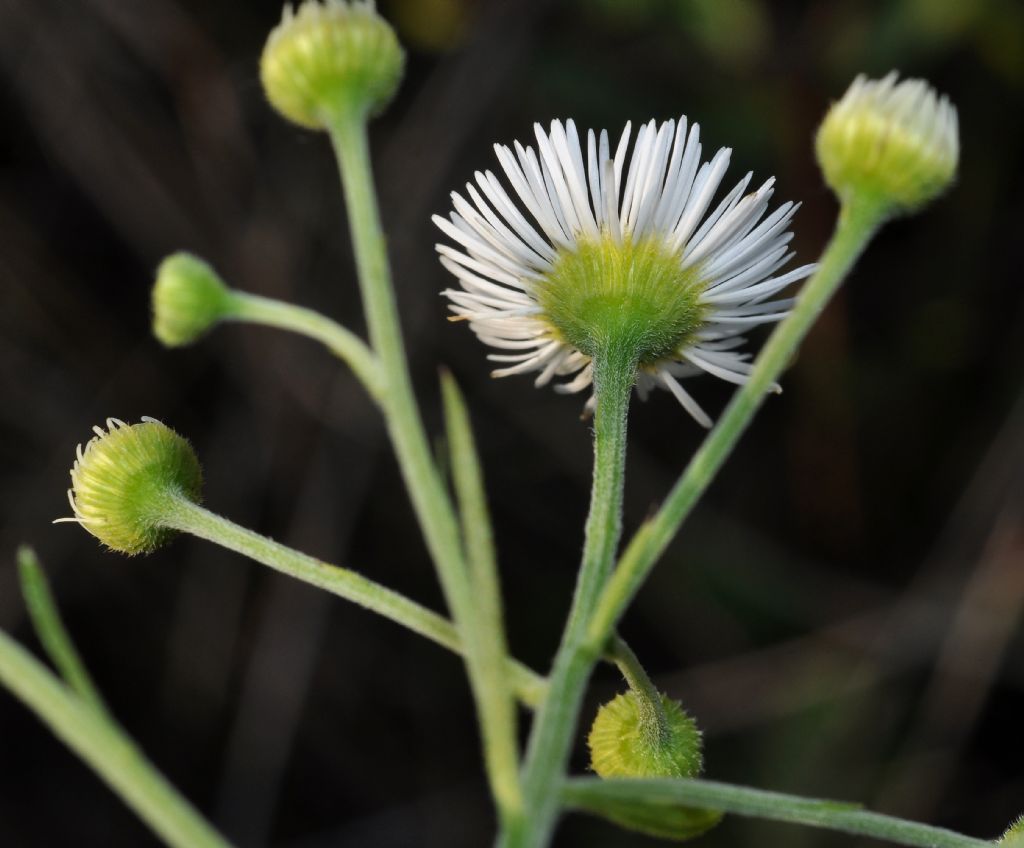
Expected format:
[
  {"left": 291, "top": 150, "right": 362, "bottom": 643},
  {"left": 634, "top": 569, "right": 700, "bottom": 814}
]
[{"left": 659, "top": 371, "right": 712, "bottom": 428}]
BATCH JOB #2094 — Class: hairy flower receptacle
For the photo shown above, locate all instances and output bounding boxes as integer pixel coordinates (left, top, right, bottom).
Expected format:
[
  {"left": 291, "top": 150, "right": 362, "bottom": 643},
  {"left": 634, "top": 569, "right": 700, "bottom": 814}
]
[{"left": 538, "top": 236, "right": 707, "bottom": 368}]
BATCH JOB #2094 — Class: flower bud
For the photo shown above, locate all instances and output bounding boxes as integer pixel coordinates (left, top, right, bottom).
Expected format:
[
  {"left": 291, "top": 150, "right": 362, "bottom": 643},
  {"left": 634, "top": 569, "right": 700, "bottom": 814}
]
[
  {"left": 261, "top": 0, "right": 404, "bottom": 130},
  {"left": 59, "top": 418, "right": 202, "bottom": 555},
  {"left": 588, "top": 689, "right": 703, "bottom": 779},
  {"left": 152, "top": 253, "right": 233, "bottom": 347},
  {"left": 816, "top": 72, "right": 958, "bottom": 214},
  {"left": 1001, "top": 815, "right": 1024, "bottom": 846},
  {"left": 586, "top": 690, "right": 718, "bottom": 841}
]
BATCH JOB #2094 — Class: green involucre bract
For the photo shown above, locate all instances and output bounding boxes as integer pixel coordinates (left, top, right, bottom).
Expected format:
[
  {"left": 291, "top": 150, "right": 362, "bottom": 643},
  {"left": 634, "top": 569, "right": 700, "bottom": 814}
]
[
  {"left": 1001, "top": 815, "right": 1024, "bottom": 846},
  {"left": 538, "top": 235, "right": 707, "bottom": 366}
]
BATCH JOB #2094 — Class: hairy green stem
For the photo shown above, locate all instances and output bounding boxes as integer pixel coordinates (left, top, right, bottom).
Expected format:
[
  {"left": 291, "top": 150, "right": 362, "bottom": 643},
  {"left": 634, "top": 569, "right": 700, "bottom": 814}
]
[
  {"left": 562, "top": 778, "right": 991, "bottom": 848},
  {"left": 159, "top": 495, "right": 545, "bottom": 708},
  {"left": 503, "top": 344, "right": 637, "bottom": 848},
  {"left": 608, "top": 635, "right": 667, "bottom": 735},
  {"left": 587, "top": 196, "right": 888, "bottom": 649},
  {"left": 0, "top": 628, "right": 232, "bottom": 848},
  {"left": 228, "top": 291, "right": 385, "bottom": 403},
  {"left": 328, "top": 114, "right": 524, "bottom": 826}
]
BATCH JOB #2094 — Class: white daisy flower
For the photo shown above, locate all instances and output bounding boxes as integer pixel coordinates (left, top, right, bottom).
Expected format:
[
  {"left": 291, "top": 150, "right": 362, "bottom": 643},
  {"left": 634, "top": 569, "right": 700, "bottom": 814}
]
[{"left": 433, "top": 117, "right": 815, "bottom": 427}]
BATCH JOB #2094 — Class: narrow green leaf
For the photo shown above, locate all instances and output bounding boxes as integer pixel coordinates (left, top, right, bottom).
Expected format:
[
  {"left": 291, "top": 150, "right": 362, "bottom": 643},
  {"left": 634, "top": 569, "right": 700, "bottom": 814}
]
[
  {"left": 562, "top": 778, "right": 990, "bottom": 848},
  {"left": 0, "top": 625, "right": 232, "bottom": 848},
  {"left": 17, "top": 546, "right": 108, "bottom": 716},
  {"left": 440, "top": 370, "right": 521, "bottom": 811},
  {"left": 440, "top": 371, "right": 499, "bottom": 599}
]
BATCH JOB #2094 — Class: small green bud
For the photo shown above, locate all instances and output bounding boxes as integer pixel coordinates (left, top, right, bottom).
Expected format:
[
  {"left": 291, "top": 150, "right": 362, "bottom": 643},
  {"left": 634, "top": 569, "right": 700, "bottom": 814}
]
[
  {"left": 261, "top": 0, "right": 404, "bottom": 130},
  {"left": 586, "top": 690, "right": 718, "bottom": 841},
  {"left": 588, "top": 689, "right": 704, "bottom": 779},
  {"left": 1000, "top": 815, "right": 1024, "bottom": 846},
  {"left": 816, "top": 72, "right": 959, "bottom": 213},
  {"left": 152, "top": 253, "right": 233, "bottom": 347},
  {"left": 58, "top": 418, "right": 202, "bottom": 555}
]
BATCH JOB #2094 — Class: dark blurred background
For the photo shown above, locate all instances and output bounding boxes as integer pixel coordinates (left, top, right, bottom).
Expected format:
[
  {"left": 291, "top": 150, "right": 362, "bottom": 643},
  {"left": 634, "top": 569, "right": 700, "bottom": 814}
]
[{"left": 1, "top": 0, "right": 1022, "bottom": 845}]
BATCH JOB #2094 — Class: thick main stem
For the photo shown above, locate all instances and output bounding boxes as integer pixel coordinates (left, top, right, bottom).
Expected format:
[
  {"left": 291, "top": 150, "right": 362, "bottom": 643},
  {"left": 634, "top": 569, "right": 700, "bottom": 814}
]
[
  {"left": 328, "top": 116, "right": 523, "bottom": 825},
  {"left": 503, "top": 344, "right": 637, "bottom": 848},
  {"left": 587, "top": 196, "right": 888, "bottom": 650}
]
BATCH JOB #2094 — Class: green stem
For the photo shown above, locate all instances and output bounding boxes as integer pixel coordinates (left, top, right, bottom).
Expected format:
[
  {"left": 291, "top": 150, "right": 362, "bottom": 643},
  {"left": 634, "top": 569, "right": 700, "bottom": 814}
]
[
  {"left": 562, "top": 778, "right": 991, "bottom": 848},
  {"left": 306, "top": 112, "right": 526, "bottom": 825},
  {"left": 17, "top": 546, "right": 108, "bottom": 715},
  {"left": 0, "top": 628, "right": 232, "bottom": 848},
  {"left": 159, "top": 495, "right": 546, "bottom": 708},
  {"left": 503, "top": 344, "right": 637, "bottom": 848},
  {"left": 228, "top": 291, "right": 385, "bottom": 403},
  {"left": 608, "top": 635, "right": 667, "bottom": 735},
  {"left": 587, "top": 195, "right": 888, "bottom": 650}
]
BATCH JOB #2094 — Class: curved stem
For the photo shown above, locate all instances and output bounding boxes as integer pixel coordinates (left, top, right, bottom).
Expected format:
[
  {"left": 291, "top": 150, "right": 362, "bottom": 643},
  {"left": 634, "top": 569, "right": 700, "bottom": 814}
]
[
  {"left": 608, "top": 635, "right": 667, "bottom": 733},
  {"left": 227, "top": 291, "right": 385, "bottom": 403},
  {"left": 562, "top": 777, "right": 991, "bottom": 848},
  {"left": 587, "top": 196, "right": 888, "bottom": 650},
  {"left": 159, "top": 495, "right": 546, "bottom": 708},
  {"left": 504, "top": 344, "right": 637, "bottom": 848},
  {"left": 0, "top": 628, "right": 232, "bottom": 848}
]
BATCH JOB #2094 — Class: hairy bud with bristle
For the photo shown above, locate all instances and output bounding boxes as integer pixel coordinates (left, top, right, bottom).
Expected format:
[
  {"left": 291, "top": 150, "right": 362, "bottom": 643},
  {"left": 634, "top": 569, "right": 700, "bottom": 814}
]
[{"left": 57, "top": 419, "right": 202, "bottom": 555}]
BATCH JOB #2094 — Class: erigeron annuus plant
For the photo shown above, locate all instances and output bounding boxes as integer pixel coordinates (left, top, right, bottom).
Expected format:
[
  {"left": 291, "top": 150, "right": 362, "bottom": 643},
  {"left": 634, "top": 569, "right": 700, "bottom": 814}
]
[{"left": 2, "top": 2, "right": 1012, "bottom": 846}]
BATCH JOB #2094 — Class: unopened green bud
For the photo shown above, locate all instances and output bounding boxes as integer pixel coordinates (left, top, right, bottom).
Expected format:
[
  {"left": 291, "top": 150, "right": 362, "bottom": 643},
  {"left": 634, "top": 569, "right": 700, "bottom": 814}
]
[
  {"left": 816, "top": 72, "right": 958, "bottom": 214},
  {"left": 588, "top": 689, "right": 703, "bottom": 779},
  {"left": 261, "top": 0, "right": 404, "bottom": 130},
  {"left": 586, "top": 690, "right": 717, "bottom": 841},
  {"left": 1000, "top": 815, "right": 1024, "bottom": 846},
  {"left": 57, "top": 418, "right": 202, "bottom": 555},
  {"left": 152, "top": 253, "right": 233, "bottom": 347}
]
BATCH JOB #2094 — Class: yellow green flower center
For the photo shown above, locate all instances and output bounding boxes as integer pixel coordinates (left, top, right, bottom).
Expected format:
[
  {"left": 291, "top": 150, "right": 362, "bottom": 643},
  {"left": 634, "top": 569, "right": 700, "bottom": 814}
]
[{"left": 536, "top": 235, "right": 707, "bottom": 367}]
